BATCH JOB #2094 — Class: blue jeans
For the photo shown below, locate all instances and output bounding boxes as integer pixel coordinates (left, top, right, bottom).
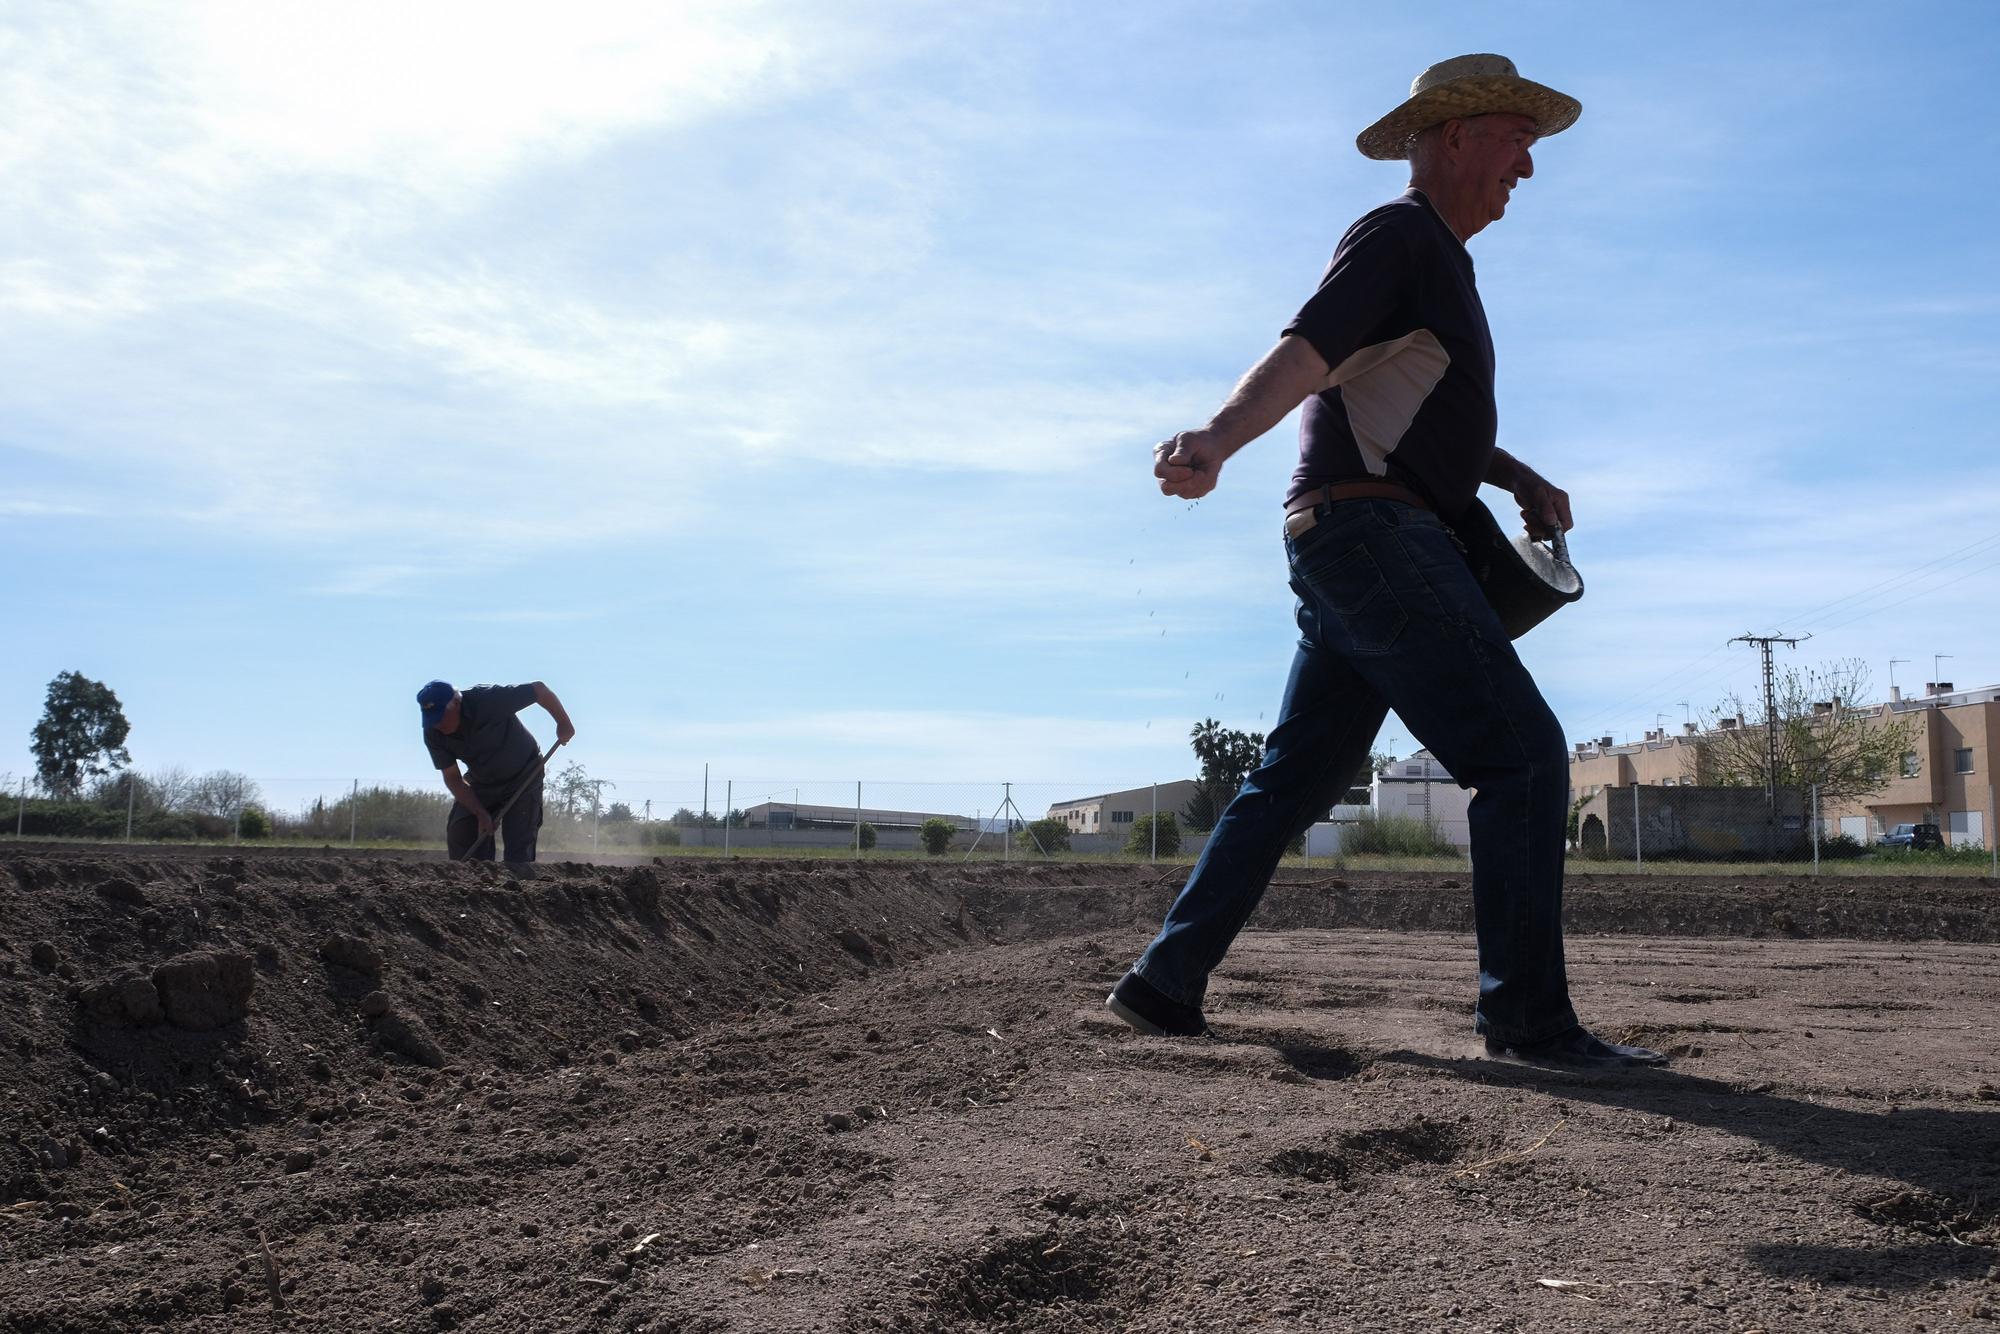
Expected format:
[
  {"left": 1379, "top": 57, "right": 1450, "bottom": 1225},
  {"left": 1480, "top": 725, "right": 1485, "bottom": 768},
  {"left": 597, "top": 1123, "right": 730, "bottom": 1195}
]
[
  {"left": 446, "top": 778, "right": 544, "bottom": 863},
  {"left": 1132, "top": 499, "right": 1579, "bottom": 1044}
]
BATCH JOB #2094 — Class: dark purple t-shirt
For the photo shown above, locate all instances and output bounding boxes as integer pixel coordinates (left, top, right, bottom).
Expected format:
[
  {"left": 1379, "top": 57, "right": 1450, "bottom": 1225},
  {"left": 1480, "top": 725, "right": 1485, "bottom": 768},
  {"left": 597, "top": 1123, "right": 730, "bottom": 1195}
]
[
  {"left": 423, "top": 683, "right": 539, "bottom": 789},
  {"left": 1281, "top": 189, "right": 1496, "bottom": 519}
]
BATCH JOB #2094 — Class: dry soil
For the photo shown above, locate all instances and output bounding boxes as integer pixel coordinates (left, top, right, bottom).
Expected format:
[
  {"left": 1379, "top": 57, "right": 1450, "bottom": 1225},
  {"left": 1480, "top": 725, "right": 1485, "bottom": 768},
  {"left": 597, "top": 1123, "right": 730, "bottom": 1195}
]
[{"left": 2, "top": 850, "right": 1998, "bottom": 1331}]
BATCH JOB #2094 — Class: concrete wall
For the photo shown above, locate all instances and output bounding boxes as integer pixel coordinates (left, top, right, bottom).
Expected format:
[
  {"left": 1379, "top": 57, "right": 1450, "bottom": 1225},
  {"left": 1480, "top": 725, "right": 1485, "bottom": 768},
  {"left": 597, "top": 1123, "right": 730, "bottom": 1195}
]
[{"left": 1578, "top": 785, "right": 1808, "bottom": 860}]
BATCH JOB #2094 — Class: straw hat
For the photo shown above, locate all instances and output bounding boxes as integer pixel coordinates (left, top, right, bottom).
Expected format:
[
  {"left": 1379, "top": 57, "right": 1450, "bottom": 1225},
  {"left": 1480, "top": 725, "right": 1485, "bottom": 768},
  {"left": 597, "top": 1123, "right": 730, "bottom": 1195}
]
[{"left": 1356, "top": 54, "right": 1580, "bottom": 160}]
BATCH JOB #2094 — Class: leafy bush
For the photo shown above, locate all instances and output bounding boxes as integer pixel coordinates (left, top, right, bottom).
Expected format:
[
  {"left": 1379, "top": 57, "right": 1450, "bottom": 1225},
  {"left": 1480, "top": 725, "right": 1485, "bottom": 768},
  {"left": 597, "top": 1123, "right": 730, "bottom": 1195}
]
[
  {"left": 0, "top": 797, "right": 228, "bottom": 841},
  {"left": 137, "top": 811, "right": 229, "bottom": 840},
  {"left": 1127, "top": 812, "right": 1181, "bottom": 857},
  {"left": 1338, "top": 813, "right": 1459, "bottom": 857},
  {"left": 857, "top": 821, "right": 877, "bottom": 851},
  {"left": 1016, "top": 818, "right": 1070, "bottom": 854},
  {"left": 1816, "top": 832, "right": 1869, "bottom": 860},
  {"left": 237, "top": 806, "right": 272, "bottom": 839},
  {"left": 918, "top": 818, "right": 955, "bottom": 856},
  {"left": 1871, "top": 841, "right": 1993, "bottom": 867}
]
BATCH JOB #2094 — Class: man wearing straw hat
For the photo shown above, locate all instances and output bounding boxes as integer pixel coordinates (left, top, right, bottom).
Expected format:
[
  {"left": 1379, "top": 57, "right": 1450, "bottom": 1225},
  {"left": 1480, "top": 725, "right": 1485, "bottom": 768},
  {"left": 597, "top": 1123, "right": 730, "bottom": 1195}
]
[{"left": 1107, "top": 55, "right": 1665, "bottom": 1068}]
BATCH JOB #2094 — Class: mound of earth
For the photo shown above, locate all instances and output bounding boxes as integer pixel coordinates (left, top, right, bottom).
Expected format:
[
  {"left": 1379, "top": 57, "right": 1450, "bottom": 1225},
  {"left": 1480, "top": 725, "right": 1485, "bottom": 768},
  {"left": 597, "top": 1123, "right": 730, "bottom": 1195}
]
[{"left": 1, "top": 850, "right": 1997, "bottom": 1331}]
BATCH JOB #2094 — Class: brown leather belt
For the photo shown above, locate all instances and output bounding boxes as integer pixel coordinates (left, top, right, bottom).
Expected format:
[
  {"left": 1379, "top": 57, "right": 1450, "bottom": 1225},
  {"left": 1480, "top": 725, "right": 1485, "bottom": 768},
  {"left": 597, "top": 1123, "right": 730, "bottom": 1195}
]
[{"left": 1283, "top": 480, "right": 1431, "bottom": 537}]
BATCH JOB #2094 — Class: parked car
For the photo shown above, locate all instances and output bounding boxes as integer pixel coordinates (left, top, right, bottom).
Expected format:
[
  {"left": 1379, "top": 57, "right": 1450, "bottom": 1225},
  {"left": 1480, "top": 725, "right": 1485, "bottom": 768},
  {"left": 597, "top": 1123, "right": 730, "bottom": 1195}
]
[{"left": 1876, "top": 823, "right": 1944, "bottom": 850}]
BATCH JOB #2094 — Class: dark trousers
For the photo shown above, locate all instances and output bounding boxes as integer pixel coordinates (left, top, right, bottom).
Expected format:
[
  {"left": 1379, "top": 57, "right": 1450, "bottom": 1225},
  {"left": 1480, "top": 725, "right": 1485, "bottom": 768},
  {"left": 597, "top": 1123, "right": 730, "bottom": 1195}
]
[
  {"left": 1132, "top": 499, "right": 1578, "bottom": 1044},
  {"left": 446, "top": 778, "right": 543, "bottom": 863}
]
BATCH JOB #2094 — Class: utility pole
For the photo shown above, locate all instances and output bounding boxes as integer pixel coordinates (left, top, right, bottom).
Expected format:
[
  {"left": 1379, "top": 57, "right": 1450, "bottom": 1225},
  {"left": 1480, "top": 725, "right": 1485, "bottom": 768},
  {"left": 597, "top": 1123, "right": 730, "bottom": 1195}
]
[{"left": 1730, "top": 632, "right": 1810, "bottom": 819}]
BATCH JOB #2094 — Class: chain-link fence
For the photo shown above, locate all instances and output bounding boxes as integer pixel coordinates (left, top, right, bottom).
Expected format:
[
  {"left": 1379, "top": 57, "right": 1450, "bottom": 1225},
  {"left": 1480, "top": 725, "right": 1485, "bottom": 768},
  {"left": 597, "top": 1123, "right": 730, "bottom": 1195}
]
[
  {"left": 3, "top": 769, "right": 1994, "bottom": 876},
  {"left": 0, "top": 774, "right": 1252, "bottom": 863},
  {"left": 1572, "top": 781, "right": 1999, "bottom": 875}
]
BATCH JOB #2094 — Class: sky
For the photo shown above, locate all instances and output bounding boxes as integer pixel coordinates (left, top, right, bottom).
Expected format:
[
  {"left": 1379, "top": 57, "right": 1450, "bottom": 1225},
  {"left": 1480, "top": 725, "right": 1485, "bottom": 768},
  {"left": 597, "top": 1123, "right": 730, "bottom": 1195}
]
[{"left": 4, "top": 0, "right": 1999, "bottom": 822}]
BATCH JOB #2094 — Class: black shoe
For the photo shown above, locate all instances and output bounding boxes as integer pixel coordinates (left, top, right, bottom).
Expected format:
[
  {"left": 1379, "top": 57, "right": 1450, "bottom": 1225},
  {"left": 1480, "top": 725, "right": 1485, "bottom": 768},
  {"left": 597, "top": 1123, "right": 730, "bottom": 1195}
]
[
  {"left": 1106, "top": 971, "right": 1210, "bottom": 1038},
  {"left": 1483, "top": 1025, "right": 1668, "bottom": 1069}
]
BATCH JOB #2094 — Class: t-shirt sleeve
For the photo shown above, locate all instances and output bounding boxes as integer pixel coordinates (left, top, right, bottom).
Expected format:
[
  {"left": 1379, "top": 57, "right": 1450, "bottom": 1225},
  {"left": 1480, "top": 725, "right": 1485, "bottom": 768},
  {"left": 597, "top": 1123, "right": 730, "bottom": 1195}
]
[
  {"left": 1281, "top": 216, "right": 1415, "bottom": 375},
  {"left": 425, "top": 733, "right": 454, "bottom": 771},
  {"left": 496, "top": 683, "right": 538, "bottom": 713},
  {"left": 464, "top": 683, "right": 537, "bottom": 714}
]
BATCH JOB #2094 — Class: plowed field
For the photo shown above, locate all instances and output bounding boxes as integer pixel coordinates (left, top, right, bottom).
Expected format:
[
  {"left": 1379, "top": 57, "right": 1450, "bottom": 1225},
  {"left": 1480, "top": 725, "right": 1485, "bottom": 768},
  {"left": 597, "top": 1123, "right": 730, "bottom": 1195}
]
[{"left": 2, "top": 850, "right": 1997, "bottom": 1331}]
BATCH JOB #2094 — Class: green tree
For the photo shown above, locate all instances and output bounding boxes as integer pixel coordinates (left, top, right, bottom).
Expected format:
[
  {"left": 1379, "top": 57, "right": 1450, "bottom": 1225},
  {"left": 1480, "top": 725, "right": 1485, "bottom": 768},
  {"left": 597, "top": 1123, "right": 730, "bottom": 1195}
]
[
  {"left": 918, "top": 817, "right": 955, "bottom": 856},
  {"left": 238, "top": 806, "right": 273, "bottom": 839},
  {"left": 1126, "top": 811, "right": 1181, "bottom": 857},
  {"left": 1182, "top": 717, "right": 1266, "bottom": 830},
  {"left": 1692, "top": 659, "right": 1919, "bottom": 805},
  {"left": 548, "top": 762, "right": 611, "bottom": 820},
  {"left": 604, "top": 801, "right": 635, "bottom": 824},
  {"left": 30, "top": 671, "right": 132, "bottom": 799},
  {"left": 856, "top": 821, "right": 877, "bottom": 851},
  {"left": 186, "top": 770, "right": 261, "bottom": 819},
  {"left": 1016, "top": 817, "right": 1071, "bottom": 855}
]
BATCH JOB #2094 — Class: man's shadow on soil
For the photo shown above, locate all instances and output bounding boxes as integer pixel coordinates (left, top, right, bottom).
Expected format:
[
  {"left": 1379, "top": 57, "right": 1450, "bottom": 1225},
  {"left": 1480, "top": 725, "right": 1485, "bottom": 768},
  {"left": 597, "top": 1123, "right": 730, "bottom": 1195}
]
[{"left": 1270, "top": 1039, "right": 2000, "bottom": 1290}]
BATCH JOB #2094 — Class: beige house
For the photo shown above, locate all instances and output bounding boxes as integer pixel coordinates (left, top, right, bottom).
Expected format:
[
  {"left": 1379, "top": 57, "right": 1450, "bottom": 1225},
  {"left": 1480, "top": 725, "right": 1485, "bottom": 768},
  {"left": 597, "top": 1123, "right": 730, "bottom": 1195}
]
[
  {"left": 1568, "top": 682, "right": 2000, "bottom": 847},
  {"left": 1046, "top": 780, "right": 1201, "bottom": 836}
]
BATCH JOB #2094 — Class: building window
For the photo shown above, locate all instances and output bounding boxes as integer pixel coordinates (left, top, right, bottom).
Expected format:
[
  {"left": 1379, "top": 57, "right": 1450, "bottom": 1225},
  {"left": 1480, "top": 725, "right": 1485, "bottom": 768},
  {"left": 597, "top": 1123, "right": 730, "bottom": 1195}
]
[
  {"left": 1955, "top": 748, "right": 1975, "bottom": 774},
  {"left": 1902, "top": 752, "right": 1922, "bottom": 778}
]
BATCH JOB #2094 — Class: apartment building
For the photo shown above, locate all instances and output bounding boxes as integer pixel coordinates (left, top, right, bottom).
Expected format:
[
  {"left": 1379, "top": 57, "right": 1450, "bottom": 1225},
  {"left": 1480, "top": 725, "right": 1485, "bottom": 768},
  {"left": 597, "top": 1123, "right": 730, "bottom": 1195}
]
[{"left": 1568, "top": 681, "right": 1999, "bottom": 847}]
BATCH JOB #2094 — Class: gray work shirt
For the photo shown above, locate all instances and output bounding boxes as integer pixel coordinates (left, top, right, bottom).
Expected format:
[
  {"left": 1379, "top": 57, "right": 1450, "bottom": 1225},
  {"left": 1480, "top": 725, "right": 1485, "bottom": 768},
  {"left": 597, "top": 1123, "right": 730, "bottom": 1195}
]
[{"left": 424, "top": 684, "right": 540, "bottom": 790}]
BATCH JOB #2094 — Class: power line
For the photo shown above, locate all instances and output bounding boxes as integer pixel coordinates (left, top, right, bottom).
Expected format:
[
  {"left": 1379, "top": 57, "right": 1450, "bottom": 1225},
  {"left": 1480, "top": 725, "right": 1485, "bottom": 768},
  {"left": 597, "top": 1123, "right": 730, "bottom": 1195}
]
[
  {"left": 1778, "top": 529, "right": 2000, "bottom": 634},
  {"left": 1581, "top": 526, "right": 2000, "bottom": 739}
]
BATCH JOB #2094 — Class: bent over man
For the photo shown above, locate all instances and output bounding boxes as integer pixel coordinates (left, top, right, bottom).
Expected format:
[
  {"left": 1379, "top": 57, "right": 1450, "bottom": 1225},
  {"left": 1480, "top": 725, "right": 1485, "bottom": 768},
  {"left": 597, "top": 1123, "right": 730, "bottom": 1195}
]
[
  {"left": 1106, "top": 55, "right": 1665, "bottom": 1069},
  {"left": 418, "top": 680, "right": 575, "bottom": 863}
]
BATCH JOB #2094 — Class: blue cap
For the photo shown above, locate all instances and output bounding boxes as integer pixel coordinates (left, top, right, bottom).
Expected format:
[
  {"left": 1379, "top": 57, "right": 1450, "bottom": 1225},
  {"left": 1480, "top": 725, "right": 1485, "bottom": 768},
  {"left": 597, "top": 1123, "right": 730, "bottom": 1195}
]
[{"left": 417, "top": 680, "right": 456, "bottom": 729}]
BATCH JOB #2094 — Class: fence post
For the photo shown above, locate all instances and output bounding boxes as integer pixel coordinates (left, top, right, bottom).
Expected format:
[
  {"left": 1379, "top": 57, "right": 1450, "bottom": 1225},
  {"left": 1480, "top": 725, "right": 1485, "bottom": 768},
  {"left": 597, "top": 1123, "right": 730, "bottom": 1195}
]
[
  {"left": 125, "top": 776, "right": 136, "bottom": 842},
  {"left": 854, "top": 782, "right": 862, "bottom": 859},
  {"left": 1002, "top": 782, "right": 1012, "bottom": 865},
  {"left": 722, "top": 781, "right": 731, "bottom": 856},
  {"left": 1633, "top": 785, "right": 1642, "bottom": 871},
  {"left": 1150, "top": 783, "right": 1157, "bottom": 863},
  {"left": 15, "top": 778, "right": 24, "bottom": 838},
  {"left": 1810, "top": 784, "right": 1820, "bottom": 876},
  {"left": 350, "top": 779, "right": 358, "bottom": 846}
]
